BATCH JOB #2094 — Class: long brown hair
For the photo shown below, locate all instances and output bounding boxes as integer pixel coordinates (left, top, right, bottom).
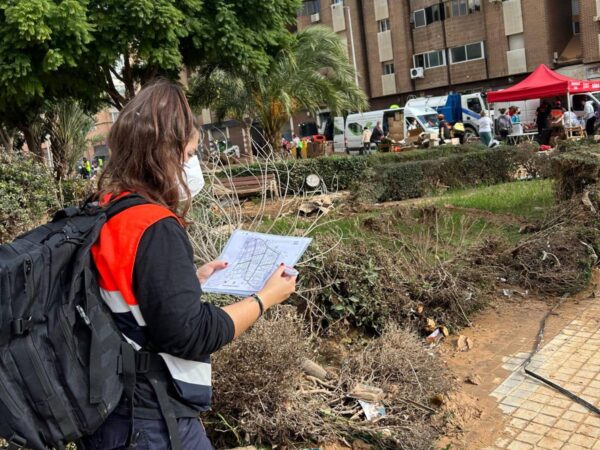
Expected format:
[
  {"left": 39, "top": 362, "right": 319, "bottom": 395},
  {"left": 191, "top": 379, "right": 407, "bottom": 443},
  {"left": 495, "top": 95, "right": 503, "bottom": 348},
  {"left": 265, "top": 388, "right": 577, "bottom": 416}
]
[{"left": 97, "top": 79, "right": 197, "bottom": 218}]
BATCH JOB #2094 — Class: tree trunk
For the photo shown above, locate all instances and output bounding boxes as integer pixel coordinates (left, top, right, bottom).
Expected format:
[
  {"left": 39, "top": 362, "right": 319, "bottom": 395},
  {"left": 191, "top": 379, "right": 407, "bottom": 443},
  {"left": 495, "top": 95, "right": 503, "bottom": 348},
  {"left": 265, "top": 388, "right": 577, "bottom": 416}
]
[
  {"left": 20, "top": 125, "right": 42, "bottom": 158},
  {"left": 0, "top": 126, "right": 13, "bottom": 154}
]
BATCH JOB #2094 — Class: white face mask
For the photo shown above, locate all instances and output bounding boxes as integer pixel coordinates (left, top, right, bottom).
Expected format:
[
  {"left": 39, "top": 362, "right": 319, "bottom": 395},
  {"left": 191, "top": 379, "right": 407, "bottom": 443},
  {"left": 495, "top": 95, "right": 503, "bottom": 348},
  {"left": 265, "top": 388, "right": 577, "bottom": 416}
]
[{"left": 181, "top": 155, "right": 205, "bottom": 199}]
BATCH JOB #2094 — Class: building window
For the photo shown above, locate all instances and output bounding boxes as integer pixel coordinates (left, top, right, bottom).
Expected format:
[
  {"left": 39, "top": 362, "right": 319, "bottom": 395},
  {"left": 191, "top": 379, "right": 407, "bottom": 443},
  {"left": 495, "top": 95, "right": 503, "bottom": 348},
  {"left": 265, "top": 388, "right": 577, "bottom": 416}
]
[
  {"left": 378, "top": 18, "right": 390, "bottom": 32},
  {"left": 573, "top": 21, "right": 580, "bottom": 35},
  {"left": 413, "top": 50, "right": 446, "bottom": 69},
  {"left": 299, "top": 0, "right": 320, "bottom": 16},
  {"left": 446, "top": 0, "right": 480, "bottom": 18},
  {"left": 382, "top": 62, "right": 395, "bottom": 75},
  {"left": 451, "top": 0, "right": 468, "bottom": 17},
  {"left": 110, "top": 111, "right": 119, "bottom": 123},
  {"left": 412, "top": 4, "right": 444, "bottom": 28},
  {"left": 331, "top": 0, "right": 342, "bottom": 4},
  {"left": 413, "top": 9, "right": 426, "bottom": 28},
  {"left": 449, "top": 41, "right": 484, "bottom": 64}
]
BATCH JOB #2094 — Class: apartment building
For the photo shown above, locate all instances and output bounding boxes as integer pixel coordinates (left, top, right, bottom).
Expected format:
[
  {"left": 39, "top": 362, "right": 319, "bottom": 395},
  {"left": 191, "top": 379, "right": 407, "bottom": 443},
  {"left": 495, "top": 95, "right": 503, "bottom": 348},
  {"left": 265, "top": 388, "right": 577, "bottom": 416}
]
[{"left": 298, "top": 0, "right": 595, "bottom": 109}]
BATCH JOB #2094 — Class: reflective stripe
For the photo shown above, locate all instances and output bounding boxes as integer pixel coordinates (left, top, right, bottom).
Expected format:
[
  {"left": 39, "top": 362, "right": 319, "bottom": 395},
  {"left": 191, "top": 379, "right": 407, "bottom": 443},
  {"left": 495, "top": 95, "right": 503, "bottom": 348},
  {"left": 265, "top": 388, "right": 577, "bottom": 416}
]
[
  {"left": 100, "top": 288, "right": 147, "bottom": 326},
  {"left": 122, "top": 335, "right": 142, "bottom": 351},
  {"left": 159, "top": 353, "right": 212, "bottom": 387}
]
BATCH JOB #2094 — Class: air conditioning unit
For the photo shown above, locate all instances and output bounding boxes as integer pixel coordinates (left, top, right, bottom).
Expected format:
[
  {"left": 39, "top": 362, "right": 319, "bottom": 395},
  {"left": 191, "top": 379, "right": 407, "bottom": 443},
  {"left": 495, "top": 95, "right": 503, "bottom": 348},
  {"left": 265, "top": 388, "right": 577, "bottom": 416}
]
[
  {"left": 410, "top": 67, "right": 424, "bottom": 79},
  {"left": 311, "top": 12, "right": 320, "bottom": 23},
  {"left": 594, "top": 15, "right": 600, "bottom": 22}
]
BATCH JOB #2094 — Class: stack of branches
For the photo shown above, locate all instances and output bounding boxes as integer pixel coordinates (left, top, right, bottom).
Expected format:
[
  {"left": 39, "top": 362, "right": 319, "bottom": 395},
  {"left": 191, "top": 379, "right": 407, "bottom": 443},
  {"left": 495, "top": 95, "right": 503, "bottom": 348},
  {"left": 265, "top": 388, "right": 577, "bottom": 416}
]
[
  {"left": 187, "top": 127, "right": 336, "bottom": 264},
  {"left": 207, "top": 308, "right": 452, "bottom": 450},
  {"left": 499, "top": 191, "right": 600, "bottom": 296}
]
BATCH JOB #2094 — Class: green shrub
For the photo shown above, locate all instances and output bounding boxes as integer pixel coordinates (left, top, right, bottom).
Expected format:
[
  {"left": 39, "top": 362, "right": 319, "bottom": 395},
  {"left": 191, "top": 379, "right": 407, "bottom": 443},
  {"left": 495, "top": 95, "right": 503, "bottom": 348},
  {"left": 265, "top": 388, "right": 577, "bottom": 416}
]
[
  {"left": 0, "top": 154, "right": 58, "bottom": 243},
  {"left": 366, "top": 144, "right": 481, "bottom": 166},
  {"left": 220, "top": 146, "right": 484, "bottom": 194},
  {"left": 59, "top": 178, "right": 96, "bottom": 207},
  {"left": 363, "top": 147, "right": 518, "bottom": 202}
]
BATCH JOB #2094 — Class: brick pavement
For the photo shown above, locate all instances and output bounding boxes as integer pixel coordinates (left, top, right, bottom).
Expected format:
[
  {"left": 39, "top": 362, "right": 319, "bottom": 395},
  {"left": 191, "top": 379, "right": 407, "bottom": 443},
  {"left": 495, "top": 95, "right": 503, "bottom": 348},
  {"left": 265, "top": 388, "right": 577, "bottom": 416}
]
[{"left": 486, "top": 301, "right": 600, "bottom": 449}]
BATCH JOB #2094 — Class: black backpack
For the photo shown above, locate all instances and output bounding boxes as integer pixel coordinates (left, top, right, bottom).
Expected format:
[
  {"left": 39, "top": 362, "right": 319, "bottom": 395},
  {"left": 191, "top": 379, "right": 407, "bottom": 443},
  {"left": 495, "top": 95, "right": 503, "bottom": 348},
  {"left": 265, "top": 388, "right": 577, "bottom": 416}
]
[{"left": 0, "top": 195, "right": 182, "bottom": 450}]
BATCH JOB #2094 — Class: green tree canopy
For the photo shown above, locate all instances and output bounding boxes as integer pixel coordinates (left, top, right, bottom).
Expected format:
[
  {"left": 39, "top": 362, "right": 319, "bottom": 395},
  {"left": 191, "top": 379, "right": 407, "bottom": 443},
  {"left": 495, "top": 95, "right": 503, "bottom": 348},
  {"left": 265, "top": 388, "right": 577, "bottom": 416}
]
[
  {"left": 188, "top": 25, "right": 368, "bottom": 152},
  {"left": 0, "top": 0, "right": 301, "bottom": 152}
]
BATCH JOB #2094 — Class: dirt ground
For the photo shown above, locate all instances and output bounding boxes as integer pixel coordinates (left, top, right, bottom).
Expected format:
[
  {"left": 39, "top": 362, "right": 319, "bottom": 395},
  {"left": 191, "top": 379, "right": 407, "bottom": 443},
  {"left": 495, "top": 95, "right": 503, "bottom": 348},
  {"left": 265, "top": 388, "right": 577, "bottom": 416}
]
[{"left": 437, "top": 271, "right": 600, "bottom": 450}]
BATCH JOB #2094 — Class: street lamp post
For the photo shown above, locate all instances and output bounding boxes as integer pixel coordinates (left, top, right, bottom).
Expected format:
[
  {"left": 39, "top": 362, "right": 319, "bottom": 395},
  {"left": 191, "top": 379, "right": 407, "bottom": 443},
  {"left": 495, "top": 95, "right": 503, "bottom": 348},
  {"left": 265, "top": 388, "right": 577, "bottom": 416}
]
[{"left": 344, "top": 5, "right": 360, "bottom": 87}]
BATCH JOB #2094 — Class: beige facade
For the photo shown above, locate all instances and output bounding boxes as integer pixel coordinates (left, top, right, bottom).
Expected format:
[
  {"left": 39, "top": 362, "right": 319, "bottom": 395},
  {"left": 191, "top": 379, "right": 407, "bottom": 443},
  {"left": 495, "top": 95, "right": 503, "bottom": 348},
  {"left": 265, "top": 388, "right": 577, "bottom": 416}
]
[{"left": 298, "top": 0, "right": 596, "bottom": 107}]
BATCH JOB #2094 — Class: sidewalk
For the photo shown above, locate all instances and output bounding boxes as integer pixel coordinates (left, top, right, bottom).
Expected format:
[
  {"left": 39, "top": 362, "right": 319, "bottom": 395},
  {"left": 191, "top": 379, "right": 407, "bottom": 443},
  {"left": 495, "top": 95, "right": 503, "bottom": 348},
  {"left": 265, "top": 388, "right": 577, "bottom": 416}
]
[{"left": 488, "top": 301, "right": 600, "bottom": 450}]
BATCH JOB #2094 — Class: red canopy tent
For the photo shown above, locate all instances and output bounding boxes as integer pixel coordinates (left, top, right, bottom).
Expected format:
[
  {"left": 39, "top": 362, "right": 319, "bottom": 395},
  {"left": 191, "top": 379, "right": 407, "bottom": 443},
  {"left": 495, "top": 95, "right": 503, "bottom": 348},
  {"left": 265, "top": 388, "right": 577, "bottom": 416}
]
[{"left": 487, "top": 64, "right": 600, "bottom": 103}]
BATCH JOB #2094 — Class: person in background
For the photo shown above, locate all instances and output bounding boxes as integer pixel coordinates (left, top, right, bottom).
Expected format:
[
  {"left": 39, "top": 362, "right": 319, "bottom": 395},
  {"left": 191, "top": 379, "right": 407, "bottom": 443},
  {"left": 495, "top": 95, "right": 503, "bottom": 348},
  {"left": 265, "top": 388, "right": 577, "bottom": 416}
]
[
  {"left": 511, "top": 107, "right": 522, "bottom": 124},
  {"left": 497, "top": 108, "right": 512, "bottom": 141},
  {"left": 452, "top": 121, "right": 466, "bottom": 145},
  {"left": 584, "top": 100, "right": 596, "bottom": 136},
  {"left": 564, "top": 107, "right": 581, "bottom": 128},
  {"left": 437, "top": 113, "right": 451, "bottom": 144},
  {"left": 370, "top": 121, "right": 384, "bottom": 146},
  {"left": 361, "top": 126, "right": 372, "bottom": 155},
  {"left": 292, "top": 133, "right": 302, "bottom": 159},
  {"left": 407, "top": 117, "right": 418, "bottom": 131},
  {"left": 535, "top": 101, "right": 551, "bottom": 139},
  {"left": 478, "top": 110, "right": 494, "bottom": 147}
]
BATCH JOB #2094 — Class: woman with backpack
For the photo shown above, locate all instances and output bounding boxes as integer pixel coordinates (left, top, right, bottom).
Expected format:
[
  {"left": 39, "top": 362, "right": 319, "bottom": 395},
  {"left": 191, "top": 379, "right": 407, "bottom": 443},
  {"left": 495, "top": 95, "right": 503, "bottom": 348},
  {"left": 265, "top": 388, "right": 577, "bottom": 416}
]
[{"left": 85, "top": 80, "right": 297, "bottom": 449}]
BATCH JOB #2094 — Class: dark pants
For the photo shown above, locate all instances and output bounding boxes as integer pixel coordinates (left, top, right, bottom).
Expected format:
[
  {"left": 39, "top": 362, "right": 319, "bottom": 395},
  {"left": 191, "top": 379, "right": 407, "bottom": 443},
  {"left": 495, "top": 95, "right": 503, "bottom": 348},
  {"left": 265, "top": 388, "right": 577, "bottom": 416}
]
[
  {"left": 82, "top": 412, "right": 213, "bottom": 450},
  {"left": 586, "top": 117, "right": 596, "bottom": 136},
  {"left": 500, "top": 129, "right": 509, "bottom": 141}
]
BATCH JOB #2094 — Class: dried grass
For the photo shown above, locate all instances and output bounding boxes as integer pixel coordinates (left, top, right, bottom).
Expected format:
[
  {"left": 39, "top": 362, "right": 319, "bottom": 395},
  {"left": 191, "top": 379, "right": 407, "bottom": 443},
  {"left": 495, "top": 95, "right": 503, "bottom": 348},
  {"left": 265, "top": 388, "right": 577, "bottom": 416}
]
[{"left": 207, "top": 309, "right": 452, "bottom": 450}]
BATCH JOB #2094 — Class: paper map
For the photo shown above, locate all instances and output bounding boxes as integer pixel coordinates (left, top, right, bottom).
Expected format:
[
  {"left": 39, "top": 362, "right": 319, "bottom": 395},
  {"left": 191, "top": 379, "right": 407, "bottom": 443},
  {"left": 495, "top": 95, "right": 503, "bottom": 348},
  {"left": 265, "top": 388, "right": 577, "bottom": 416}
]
[{"left": 202, "top": 230, "right": 312, "bottom": 296}]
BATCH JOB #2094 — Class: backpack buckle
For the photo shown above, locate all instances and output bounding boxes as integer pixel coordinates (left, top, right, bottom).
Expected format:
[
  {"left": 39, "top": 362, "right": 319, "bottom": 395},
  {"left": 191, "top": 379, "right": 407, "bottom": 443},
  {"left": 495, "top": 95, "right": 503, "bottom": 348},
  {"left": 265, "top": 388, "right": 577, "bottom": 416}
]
[
  {"left": 135, "top": 351, "right": 150, "bottom": 374},
  {"left": 2, "top": 433, "right": 27, "bottom": 449},
  {"left": 11, "top": 318, "right": 33, "bottom": 336}
]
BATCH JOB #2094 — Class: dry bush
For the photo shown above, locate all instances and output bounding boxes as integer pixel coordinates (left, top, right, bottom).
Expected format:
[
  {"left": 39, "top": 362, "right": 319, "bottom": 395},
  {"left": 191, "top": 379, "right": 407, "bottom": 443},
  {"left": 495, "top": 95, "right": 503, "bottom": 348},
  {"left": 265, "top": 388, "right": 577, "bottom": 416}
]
[
  {"left": 500, "top": 197, "right": 600, "bottom": 296},
  {"left": 207, "top": 308, "right": 452, "bottom": 450},
  {"left": 339, "top": 324, "right": 454, "bottom": 449},
  {"left": 206, "top": 306, "right": 312, "bottom": 447}
]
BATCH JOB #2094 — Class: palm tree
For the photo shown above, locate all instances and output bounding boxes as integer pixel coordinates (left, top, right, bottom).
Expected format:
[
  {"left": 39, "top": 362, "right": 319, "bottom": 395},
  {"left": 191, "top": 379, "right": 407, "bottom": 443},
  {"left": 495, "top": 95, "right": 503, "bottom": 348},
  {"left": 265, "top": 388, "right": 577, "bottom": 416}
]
[
  {"left": 47, "top": 100, "right": 94, "bottom": 181},
  {"left": 188, "top": 26, "right": 368, "bottom": 153}
]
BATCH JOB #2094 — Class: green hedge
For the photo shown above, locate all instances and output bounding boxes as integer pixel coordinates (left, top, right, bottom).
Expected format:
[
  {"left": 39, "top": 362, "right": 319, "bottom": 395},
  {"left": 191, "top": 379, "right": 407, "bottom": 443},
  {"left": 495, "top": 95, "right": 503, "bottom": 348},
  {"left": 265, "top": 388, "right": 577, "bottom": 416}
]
[
  {"left": 221, "top": 145, "right": 485, "bottom": 193},
  {"left": 359, "top": 147, "right": 518, "bottom": 203},
  {"left": 0, "top": 154, "right": 58, "bottom": 242},
  {"left": 551, "top": 146, "right": 600, "bottom": 200}
]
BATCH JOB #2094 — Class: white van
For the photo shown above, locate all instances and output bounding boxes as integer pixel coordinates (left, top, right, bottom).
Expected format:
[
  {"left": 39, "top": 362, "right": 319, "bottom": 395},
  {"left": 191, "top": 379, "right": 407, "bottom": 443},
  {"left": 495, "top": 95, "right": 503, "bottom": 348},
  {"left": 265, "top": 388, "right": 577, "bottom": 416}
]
[{"left": 336, "top": 106, "right": 439, "bottom": 152}]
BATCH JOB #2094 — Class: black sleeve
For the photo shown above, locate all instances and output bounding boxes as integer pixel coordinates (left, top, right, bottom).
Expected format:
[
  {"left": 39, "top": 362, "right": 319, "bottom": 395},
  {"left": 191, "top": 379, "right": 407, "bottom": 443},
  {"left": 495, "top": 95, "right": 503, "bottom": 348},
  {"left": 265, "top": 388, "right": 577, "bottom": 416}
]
[{"left": 133, "top": 218, "right": 235, "bottom": 360}]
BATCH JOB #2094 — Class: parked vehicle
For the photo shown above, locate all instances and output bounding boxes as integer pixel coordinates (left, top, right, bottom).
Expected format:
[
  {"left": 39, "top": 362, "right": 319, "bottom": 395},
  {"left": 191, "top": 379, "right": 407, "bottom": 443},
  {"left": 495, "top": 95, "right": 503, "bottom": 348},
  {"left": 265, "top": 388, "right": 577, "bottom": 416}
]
[
  {"left": 336, "top": 106, "right": 439, "bottom": 152},
  {"left": 405, "top": 92, "right": 490, "bottom": 138},
  {"left": 208, "top": 139, "right": 240, "bottom": 158}
]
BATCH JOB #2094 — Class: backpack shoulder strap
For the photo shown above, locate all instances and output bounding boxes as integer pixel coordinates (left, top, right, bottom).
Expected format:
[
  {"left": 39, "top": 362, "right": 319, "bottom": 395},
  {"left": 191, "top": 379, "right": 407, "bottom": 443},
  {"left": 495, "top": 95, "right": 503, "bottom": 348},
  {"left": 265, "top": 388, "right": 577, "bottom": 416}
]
[{"left": 104, "top": 194, "right": 150, "bottom": 220}]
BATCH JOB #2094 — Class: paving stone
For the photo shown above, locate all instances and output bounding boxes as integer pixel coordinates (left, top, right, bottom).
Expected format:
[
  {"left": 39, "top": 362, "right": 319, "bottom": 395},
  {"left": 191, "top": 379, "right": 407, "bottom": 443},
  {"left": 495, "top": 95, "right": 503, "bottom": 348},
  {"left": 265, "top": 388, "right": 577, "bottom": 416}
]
[
  {"left": 514, "top": 430, "right": 542, "bottom": 445},
  {"left": 561, "top": 410, "right": 586, "bottom": 423},
  {"left": 509, "top": 417, "right": 528, "bottom": 429},
  {"left": 539, "top": 405, "right": 564, "bottom": 418},
  {"left": 567, "top": 432, "right": 597, "bottom": 448},
  {"left": 532, "top": 413, "right": 557, "bottom": 427},
  {"left": 506, "top": 441, "right": 533, "bottom": 450},
  {"left": 546, "top": 427, "right": 572, "bottom": 442},
  {"left": 523, "top": 421, "right": 549, "bottom": 435},
  {"left": 554, "top": 418, "right": 579, "bottom": 432},
  {"left": 576, "top": 422, "right": 600, "bottom": 439},
  {"left": 536, "top": 436, "right": 563, "bottom": 450}
]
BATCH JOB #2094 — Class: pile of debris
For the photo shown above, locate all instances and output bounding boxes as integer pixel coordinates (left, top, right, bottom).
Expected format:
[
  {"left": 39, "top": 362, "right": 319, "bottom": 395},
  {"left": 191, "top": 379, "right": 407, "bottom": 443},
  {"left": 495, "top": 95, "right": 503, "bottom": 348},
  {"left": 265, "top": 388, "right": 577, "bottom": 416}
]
[{"left": 207, "top": 309, "right": 453, "bottom": 450}]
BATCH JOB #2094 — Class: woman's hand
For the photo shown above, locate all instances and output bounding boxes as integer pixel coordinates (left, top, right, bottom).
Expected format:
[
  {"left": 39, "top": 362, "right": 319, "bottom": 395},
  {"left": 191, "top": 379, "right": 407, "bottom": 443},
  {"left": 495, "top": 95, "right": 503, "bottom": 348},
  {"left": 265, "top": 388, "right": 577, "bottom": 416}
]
[
  {"left": 196, "top": 260, "right": 228, "bottom": 285},
  {"left": 257, "top": 264, "right": 297, "bottom": 308}
]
